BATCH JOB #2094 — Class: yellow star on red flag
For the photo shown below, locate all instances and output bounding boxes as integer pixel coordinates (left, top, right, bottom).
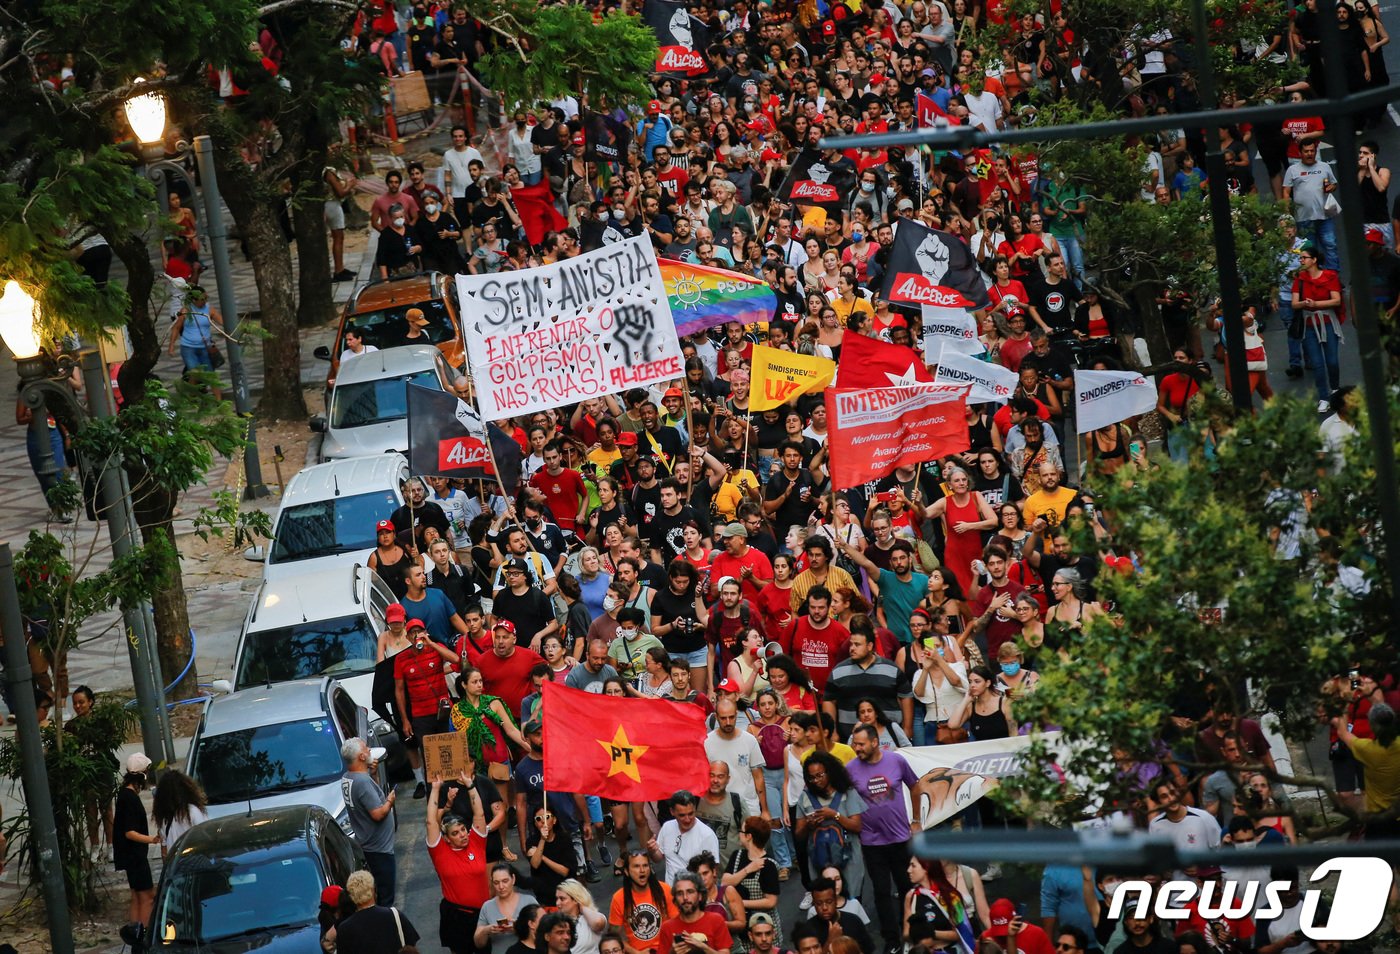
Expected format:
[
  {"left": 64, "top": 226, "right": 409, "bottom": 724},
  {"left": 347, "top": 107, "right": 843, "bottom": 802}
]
[{"left": 597, "top": 724, "right": 650, "bottom": 782}]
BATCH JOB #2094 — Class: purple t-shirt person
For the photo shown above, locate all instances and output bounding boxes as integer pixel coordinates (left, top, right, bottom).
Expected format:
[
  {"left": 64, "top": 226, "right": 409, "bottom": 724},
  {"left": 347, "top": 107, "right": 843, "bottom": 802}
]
[{"left": 844, "top": 734, "right": 921, "bottom": 846}]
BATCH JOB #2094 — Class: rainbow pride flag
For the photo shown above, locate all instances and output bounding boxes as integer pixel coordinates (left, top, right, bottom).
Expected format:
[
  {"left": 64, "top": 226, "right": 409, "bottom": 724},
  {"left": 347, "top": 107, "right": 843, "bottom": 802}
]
[{"left": 659, "top": 258, "right": 777, "bottom": 337}]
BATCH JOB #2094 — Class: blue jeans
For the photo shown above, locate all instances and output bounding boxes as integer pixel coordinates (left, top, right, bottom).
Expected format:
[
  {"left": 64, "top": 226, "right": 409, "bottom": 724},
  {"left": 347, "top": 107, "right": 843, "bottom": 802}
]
[
  {"left": 520, "top": 169, "right": 543, "bottom": 186},
  {"left": 1057, "top": 234, "right": 1086, "bottom": 288},
  {"left": 912, "top": 717, "right": 926, "bottom": 747},
  {"left": 585, "top": 795, "right": 604, "bottom": 824},
  {"left": 364, "top": 850, "right": 397, "bottom": 906},
  {"left": 1301, "top": 320, "right": 1341, "bottom": 400},
  {"left": 1300, "top": 218, "right": 1339, "bottom": 271},
  {"left": 761, "top": 766, "right": 793, "bottom": 870},
  {"left": 1278, "top": 300, "right": 1302, "bottom": 369},
  {"left": 25, "top": 422, "right": 69, "bottom": 496},
  {"left": 180, "top": 343, "right": 213, "bottom": 373}
]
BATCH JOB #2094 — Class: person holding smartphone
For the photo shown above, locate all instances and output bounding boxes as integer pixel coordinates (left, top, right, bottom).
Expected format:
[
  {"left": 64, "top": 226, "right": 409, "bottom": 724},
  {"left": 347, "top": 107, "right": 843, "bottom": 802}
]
[{"left": 982, "top": 898, "right": 1055, "bottom": 953}]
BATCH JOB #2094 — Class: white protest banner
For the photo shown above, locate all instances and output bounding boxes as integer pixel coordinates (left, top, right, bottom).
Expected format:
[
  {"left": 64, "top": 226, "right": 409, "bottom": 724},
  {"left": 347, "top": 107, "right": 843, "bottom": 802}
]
[
  {"left": 922, "top": 304, "right": 984, "bottom": 358},
  {"left": 932, "top": 345, "right": 1017, "bottom": 403},
  {"left": 1075, "top": 368, "right": 1159, "bottom": 434},
  {"left": 900, "top": 732, "right": 1063, "bottom": 828},
  {"left": 456, "top": 235, "right": 683, "bottom": 418}
]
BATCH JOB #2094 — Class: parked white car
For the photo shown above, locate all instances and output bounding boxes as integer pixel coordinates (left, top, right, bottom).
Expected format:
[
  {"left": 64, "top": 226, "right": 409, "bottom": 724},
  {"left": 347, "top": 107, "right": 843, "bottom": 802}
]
[
  {"left": 255, "top": 453, "right": 409, "bottom": 582},
  {"left": 313, "top": 344, "right": 452, "bottom": 461}
]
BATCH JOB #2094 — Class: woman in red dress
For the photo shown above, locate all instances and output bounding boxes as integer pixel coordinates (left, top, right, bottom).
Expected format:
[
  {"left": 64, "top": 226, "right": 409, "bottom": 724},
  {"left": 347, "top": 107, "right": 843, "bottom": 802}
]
[{"left": 926, "top": 468, "right": 999, "bottom": 594}]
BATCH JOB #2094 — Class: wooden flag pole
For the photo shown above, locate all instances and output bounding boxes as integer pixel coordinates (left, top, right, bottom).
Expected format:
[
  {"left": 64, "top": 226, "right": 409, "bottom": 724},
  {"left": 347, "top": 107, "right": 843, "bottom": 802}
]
[{"left": 683, "top": 385, "right": 697, "bottom": 503}]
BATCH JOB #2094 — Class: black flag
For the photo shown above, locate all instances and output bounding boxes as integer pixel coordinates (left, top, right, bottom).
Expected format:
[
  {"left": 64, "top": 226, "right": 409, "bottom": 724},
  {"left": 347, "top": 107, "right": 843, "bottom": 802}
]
[
  {"left": 879, "top": 219, "right": 991, "bottom": 310},
  {"left": 406, "top": 383, "right": 522, "bottom": 492},
  {"left": 776, "top": 148, "right": 856, "bottom": 214},
  {"left": 643, "top": 0, "right": 712, "bottom": 78},
  {"left": 583, "top": 111, "right": 633, "bottom": 164}
]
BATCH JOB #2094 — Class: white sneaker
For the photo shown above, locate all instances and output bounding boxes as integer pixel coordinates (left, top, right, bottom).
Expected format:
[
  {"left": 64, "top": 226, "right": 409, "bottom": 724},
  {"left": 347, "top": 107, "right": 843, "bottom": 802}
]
[
  {"left": 799, "top": 892, "right": 813, "bottom": 910},
  {"left": 982, "top": 863, "right": 1003, "bottom": 881},
  {"left": 1317, "top": 399, "right": 1332, "bottom": 414}
]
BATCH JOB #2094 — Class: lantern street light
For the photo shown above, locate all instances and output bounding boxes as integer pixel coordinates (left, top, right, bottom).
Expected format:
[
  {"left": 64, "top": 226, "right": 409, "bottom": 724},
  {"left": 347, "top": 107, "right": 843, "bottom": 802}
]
[
  {"left": 120, "top": 81, "right": 267, "bottom": 498},
  {"left": 0, "top": 280, "right": 43, "bottom": 361}
]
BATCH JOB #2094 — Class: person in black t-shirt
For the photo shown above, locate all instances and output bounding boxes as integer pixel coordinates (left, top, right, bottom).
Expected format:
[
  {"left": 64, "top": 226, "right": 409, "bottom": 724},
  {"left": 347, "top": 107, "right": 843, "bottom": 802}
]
[
  {"left": 333, "top": 870, "right": 422, "bottom": 954},
  {"left": 647, "top": 479, "right": 708, "bottom": 563},
  {"left": 764, "top": 442, "right": 817, "bottom": 536},
  {"left": 1026, "top": 253, "right": 1082, "bottom": 335}
]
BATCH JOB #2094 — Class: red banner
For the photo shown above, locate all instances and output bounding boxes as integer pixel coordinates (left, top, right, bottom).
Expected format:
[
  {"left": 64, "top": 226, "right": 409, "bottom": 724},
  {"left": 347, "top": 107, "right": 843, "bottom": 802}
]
[
  {"left": 825, "top": 385, "right": 971, "bottom": 490},
  {"left": 541, "top": 682, "right": 708, "bottom": 801}
]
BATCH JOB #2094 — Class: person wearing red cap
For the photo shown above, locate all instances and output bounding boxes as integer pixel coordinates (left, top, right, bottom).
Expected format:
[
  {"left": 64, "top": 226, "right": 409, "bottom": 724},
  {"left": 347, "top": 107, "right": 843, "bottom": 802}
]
[
  {"left": 637, "top": 98, "right": 673, "bottom": 163},
  {"left": 395, "top": 619, "right": 459, "bottom": 798},
  {"left": 982, "top": 898, "right": 1054, "bottom": 954},
  {"left": 475, "top": 617, "right": 546, "bottom": 717},
  {"left": 368, "top": 519, "right": 415, "bottom": 601}
]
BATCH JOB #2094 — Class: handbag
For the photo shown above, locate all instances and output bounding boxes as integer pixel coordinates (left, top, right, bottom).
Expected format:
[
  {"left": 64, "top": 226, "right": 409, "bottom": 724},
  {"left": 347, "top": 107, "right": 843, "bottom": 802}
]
[
  {"left": 391, "top": 906, "right": 419, "bottom": 954},
  {"left": 936, "top": 724, "right": 969, "bottom": 745},
  {"left": 207, "top": 343, "right": 226, "bottom": 368}
]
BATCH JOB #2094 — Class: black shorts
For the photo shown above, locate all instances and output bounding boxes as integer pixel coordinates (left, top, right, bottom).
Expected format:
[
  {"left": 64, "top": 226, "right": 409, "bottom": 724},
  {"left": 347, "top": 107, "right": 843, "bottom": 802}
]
[
  {"left": 123, "top": 857, "right": 154, "bottom": 892},
  {"left": 439, "top": 898, "right": 480, "bottom": 954},
  {"left": 409, "top": 712, "right": 447, "bottom": 750}
]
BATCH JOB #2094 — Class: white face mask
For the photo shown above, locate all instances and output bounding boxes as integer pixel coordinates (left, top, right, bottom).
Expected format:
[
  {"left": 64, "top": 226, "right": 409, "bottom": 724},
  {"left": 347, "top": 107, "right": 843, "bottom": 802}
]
[
  {"left": 425, "top": 203, "right": 439, "bottom": 215},
  {"left": 603, "top": 596, "right": 619, "bottom": 612},
  {"left": 860, "top": 181, "right": 875, "bottom": 192},
  {"left": 1233, "top": 838, "right": 1258, "bottom": 850},
  {"left": 612, "top": 209, "right": 626, "bottom": 220},
  {"left": 393, "top": 216, "right": 406, "bottom": 228}
]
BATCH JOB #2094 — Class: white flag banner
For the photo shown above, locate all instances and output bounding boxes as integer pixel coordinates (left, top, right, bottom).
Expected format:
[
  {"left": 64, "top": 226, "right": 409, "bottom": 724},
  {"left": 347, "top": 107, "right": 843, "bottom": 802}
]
[
  {"left": 932, "top": 345, "right": 1017, "bottom": 403},
  {"left": 921, "top": 305, "right": 984, "bottom": 358},
  {"left": 455, "top": 235, "right": 683, "bottom": 418},
  {"left": 899, "top": 732, "right": 1065, "bottom": 828},
  {"left": 1074, "top": 369, "right": 1159, "bottom": 434}
]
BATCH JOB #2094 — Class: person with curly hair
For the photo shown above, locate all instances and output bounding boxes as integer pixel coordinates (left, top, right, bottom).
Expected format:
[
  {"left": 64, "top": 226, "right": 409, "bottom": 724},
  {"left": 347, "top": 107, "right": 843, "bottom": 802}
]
[{"left": 151, "top": 768, "right": 208, "bottom": 855}]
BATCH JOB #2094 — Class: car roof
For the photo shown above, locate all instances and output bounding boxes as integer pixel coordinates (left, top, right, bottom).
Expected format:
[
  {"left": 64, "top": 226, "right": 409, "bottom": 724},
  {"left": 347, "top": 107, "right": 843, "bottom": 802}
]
[
  {"left": 334, "top": 344, "right": 442, "bottom": 385},
  {"left": 172, "top": 805, "right": 325, "bottom": 859},
  {"left": 247, "top": 565, "right": 374, "bottom": 632},
  {"left": 201, "top": 678, "right": 334, "bottom": 735},
  {"left": 348, "top": 274, "right": 442, "bottom": 314},
  {"left": 280, "top": 453, "right": 408, "bottom": 506}
]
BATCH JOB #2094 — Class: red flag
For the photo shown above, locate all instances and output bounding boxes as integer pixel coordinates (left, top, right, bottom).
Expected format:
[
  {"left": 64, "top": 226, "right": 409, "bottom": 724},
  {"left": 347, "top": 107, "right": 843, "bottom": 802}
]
[
  {"left": 510, "top": 180, "right": 568, "bottom": 247},
  {"left": 541, "top": 682, "right": 708, "bottom": 801},
  {"left": 825, "top": 385, "right": 971, "bottom": 490},
  {"left": 835, "top": 332, "right": 934, "bottom": 388}
]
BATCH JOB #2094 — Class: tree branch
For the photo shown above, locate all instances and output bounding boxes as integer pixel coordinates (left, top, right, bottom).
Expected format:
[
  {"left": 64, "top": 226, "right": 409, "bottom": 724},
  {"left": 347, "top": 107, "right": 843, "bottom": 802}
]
[{"left": 259, "top": 0, "right": 359, "bottom": 14}]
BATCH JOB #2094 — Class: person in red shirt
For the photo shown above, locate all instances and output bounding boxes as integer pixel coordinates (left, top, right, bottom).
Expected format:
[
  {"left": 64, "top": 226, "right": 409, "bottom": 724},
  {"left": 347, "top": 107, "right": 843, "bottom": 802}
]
[
  {"left": 709, "top": 523, "right": 774, "bottom": 602},
  {"left": 475, "top": 620, "right": 546, "bottom": 717},
  {"left": 529, "top": 442, "right": 588, "bottom": 533},
  {"left": 753, "top": 553, "right": 797, "bottom": 650},
  {"left": 982, "top": 898, "right": 1053, "bottom": 954},
  {"left": 395, "top": 620, "right": 459, "bottom": 797},
  {"left": 426, "top": 777, "right": 491, "bottom": 953},
  {"left": 705, "top": 578, "right": 766, "bottom": 676},
  {"left": 997, "top": 309, "right": 1035, "bottom": 372},
  {"left": 656, "top": 872, "right": 734, "bottom": 954},
  {"left": 790, "top": 586, "right": 850, "bottom": 693},
  {"left": 967, "top": 548, "right": 1026, "bottom": 659}
]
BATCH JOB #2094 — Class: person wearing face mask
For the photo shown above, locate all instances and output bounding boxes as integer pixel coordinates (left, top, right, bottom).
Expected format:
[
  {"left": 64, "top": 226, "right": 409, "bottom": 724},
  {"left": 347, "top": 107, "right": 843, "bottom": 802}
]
[
  {"left": 415, "top": 192, "right": 466, "bottom": 273},
  {"left": 848, "top": 170, "right": 889, "bottom": 222},
  {"left": 375, "top": 202, "right": 422, "bottom": 279},
  {"left": 507, "top": 110, "right": 544, "bottom": 185}
]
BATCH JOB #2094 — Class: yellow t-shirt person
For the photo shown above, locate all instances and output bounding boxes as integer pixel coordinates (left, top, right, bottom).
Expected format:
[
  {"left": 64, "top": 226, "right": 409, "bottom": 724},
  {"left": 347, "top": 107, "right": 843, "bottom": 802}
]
[
  {"left": 714, "top": 469, "right": 760, "bottom": 522},
  {"left": 1024, "top": 485, "right": 1079, "bottom": 528}
]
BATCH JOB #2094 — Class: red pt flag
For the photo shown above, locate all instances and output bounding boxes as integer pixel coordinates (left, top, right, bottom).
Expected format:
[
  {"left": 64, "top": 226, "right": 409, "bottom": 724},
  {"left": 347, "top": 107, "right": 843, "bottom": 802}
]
[
  {"left": 833, "top": 332, "right": 934, "bottom": 389},
  {"left": 541, "top": 682, "right": 708, "bottom": 801},
  {"left": 825, "top": 385, "right": 972, "bottom": 490}
]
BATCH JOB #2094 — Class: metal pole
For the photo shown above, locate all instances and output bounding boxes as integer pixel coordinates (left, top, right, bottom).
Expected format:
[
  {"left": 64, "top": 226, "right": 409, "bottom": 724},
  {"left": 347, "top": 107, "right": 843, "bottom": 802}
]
[
  {"left": 1190, "top": 0, "right": 1252, "bottom": 410},
  {"left": 76, "top": 350, "right": 168, "bottom": 765},
  {"left": 0, "top": 542, "right": 76, "bottom": 954},
  {"left": 1314, "top": 0, "right": 1400, "bottom": 627},
  {"left": 191, "top": 134, "right": 269, "bottom": 500}
]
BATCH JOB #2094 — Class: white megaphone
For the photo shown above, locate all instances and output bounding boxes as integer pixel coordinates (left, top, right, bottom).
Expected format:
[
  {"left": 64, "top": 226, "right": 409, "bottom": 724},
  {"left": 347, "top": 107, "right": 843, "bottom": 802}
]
[{"left": 761, "top": 642, "right": 785, "bottom": 660}]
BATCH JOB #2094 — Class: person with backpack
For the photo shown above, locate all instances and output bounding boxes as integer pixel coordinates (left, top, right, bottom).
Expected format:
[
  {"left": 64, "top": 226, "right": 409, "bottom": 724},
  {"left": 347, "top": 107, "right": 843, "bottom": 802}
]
[
  {"left": 748, "top": 689, "right": 794, "bottom": 882},
  {"left": 648, "top": 790, "right": 719, "bottom": 884},
  {"left": 793, "top": 751, "right": 866, "bottom": 901}
]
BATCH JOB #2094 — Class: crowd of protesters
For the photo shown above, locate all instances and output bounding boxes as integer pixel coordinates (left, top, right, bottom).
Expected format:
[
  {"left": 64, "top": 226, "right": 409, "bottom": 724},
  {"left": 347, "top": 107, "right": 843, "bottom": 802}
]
[{"left": 312, "top": 0, "right": 1400, "bottom": 951}]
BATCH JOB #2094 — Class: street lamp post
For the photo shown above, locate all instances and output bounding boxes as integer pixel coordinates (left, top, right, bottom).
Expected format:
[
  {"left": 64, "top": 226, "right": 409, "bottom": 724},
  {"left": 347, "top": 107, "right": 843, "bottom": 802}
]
[
  {"left": 0, "top": 542, "right": 75, "bottom": 954},
  {"left": 124, "top": 84, "right": 268, "bottom": 500},
  {"left": 0, "top": 286, "right": 172, "bottom": 766}
]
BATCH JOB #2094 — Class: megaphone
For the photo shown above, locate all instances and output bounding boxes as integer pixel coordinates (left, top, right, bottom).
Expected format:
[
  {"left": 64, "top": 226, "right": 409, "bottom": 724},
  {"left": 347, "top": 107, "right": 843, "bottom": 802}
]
[{"left": 761, "top": 641, "right": 785, "bottom": 660}]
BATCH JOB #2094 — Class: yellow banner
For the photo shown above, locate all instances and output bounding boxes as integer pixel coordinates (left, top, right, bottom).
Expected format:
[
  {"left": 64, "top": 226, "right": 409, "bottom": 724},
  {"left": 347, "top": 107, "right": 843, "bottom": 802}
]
[{"left": 748, "top": 344, "right": 837, "bottom": 412}]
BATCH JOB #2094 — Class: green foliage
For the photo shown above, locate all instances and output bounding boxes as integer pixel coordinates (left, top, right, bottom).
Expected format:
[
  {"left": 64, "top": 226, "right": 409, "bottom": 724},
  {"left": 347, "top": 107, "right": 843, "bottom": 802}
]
[
  {"left": 475, "top": 2, "right": 658, "bottom": 108},
  {"left": 1001, "top": 393, "right": 1386, "bottom": 828},
  {"left": 0, "top": 699, "right": 136, "bottom": 911},
  {"left": 191, "top": 488, "right": 273, "bottom": 550}
]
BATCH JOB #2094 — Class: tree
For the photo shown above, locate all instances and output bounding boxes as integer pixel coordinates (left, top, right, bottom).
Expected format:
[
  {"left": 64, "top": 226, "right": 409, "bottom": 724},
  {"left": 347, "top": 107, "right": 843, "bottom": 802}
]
[
  {"left": 1001, "top": 390, "right": 1393, "bottom": 836},
  {"left": 473, "top": 1, "right": 658, "bottom": 107}
]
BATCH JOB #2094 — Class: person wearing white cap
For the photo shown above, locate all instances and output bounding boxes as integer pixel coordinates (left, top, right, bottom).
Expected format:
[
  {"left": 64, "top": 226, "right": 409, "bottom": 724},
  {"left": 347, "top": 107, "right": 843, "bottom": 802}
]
[{"left": 115, "top": 752, "right": 158, "bottom": 928}]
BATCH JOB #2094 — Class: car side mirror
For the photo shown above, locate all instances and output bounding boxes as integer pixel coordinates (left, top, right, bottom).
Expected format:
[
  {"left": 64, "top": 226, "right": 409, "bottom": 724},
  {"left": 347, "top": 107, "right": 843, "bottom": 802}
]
[
  {"left": 210, "top": 679, "right": 234, "bottom": 694},
  {"left": 313, "top": 345, "right": 332, "bottom": 360},
  {"left": 243, "top": 544, "right": 265, "bottom": 562},
  {"left": 309, "top": 415, "right": 328, "bottom": 433}
]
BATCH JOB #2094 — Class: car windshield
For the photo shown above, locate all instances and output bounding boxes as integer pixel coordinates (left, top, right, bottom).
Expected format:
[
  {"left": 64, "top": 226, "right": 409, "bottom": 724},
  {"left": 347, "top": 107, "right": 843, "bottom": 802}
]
[
  {"left": 342, "top": 296, "right": 454, "bottom": 351},
  {"left": 235, "top": 616, "right": 379, "bottom": 689},
  {"left": 155, "top": 852, "right": 321, "bottom": 944},
  {"left": 330, "top": 368, "right": 439, "bottom": 428},
  {"left": 192, "top": 719, "right": 344, "bottom": 804},
  {"left": 268, "top": 490, "right": 399, "bottom": 564}
]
